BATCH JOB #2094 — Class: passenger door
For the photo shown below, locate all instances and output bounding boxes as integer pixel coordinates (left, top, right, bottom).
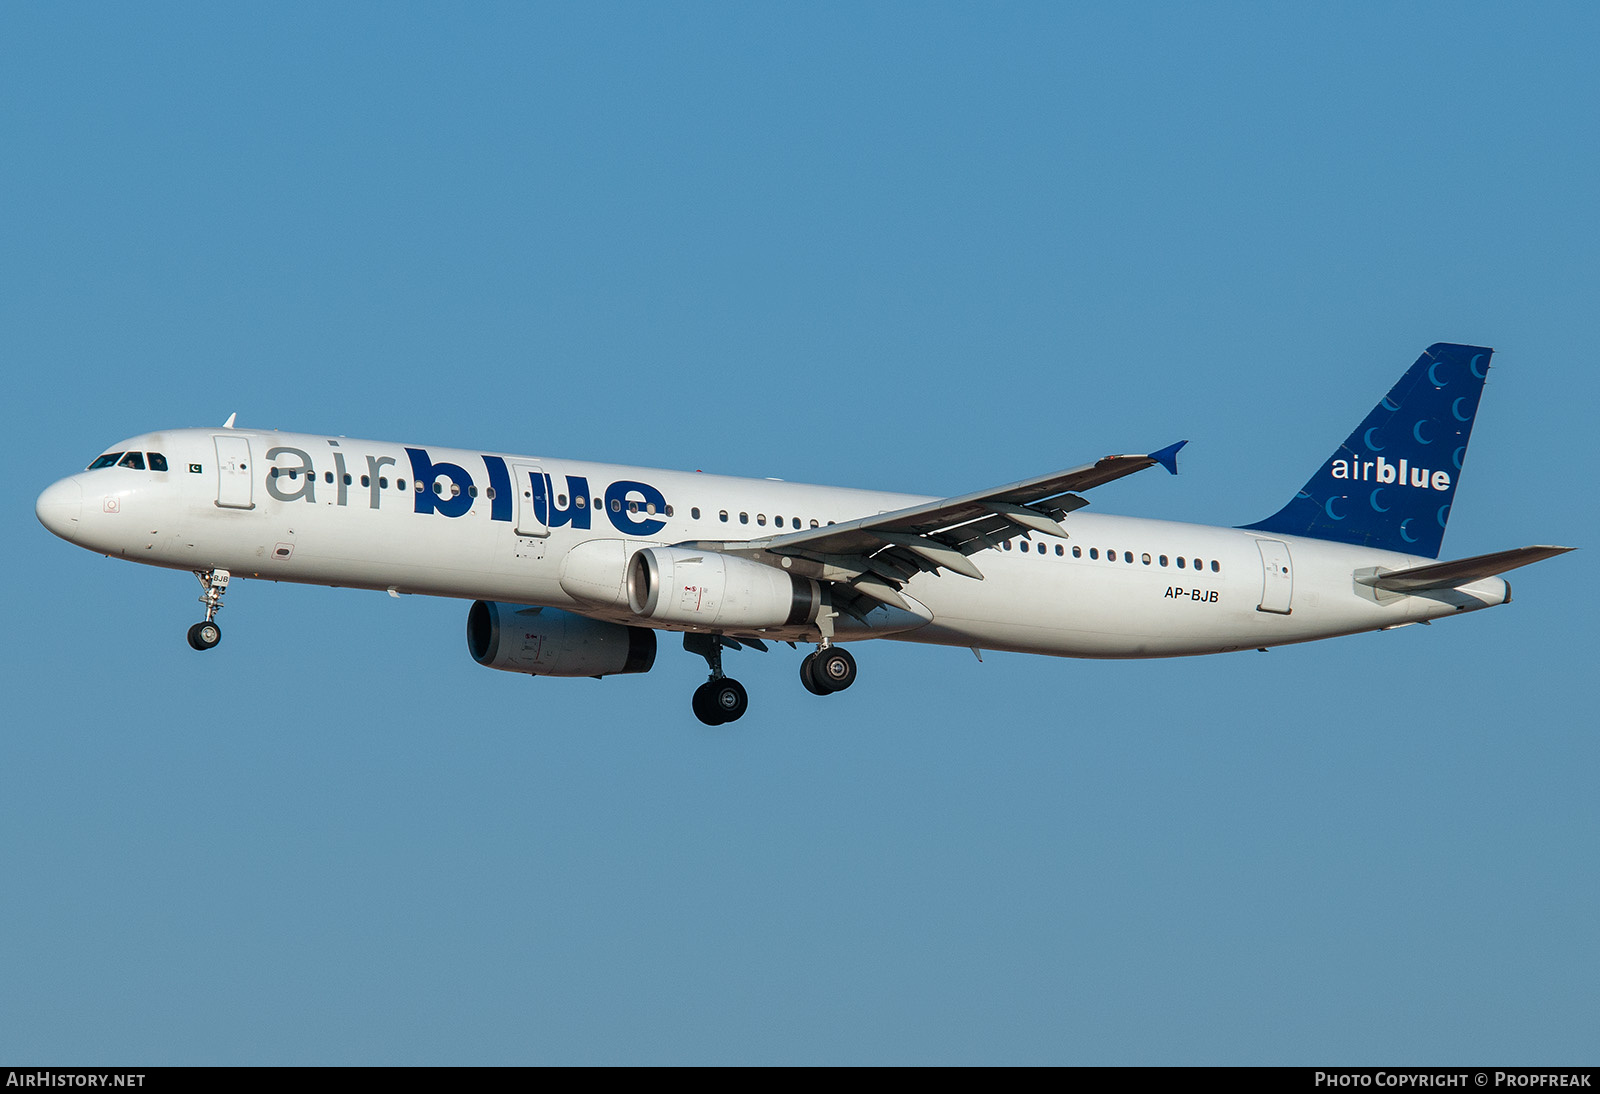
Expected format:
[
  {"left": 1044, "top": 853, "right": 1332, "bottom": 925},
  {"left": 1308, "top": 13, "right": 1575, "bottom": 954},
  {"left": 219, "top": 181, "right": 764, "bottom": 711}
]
[
  {"left": 1255, "top": 538, "right": 1293, "bottom": 614},
  {"left": 213, "top": 435, "right": 254, "bottom": 510}
]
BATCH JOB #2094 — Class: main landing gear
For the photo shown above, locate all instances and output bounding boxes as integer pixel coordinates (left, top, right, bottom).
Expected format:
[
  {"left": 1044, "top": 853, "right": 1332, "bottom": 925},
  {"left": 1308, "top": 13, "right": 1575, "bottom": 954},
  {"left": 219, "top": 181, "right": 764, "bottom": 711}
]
[
  {"left": 186, "top": 568, "right": 230, "bottom": 651},
  {"left": 683, "top": 634, "right": 859, "bottom": 725},
  {"left": 800, "top": 645, "right": 857, "bottom": 696},
  {"left": 685, "top": 633, "right": 749, "bottom": 726}
]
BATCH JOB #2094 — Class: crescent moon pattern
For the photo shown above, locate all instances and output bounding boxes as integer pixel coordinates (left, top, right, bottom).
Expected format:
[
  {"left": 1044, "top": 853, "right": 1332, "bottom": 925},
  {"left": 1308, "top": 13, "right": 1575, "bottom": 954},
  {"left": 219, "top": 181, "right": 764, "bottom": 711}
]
[
  {"left": 1399, "top": 519, "right": 1417, "bottom": 543},
  {"left": 1369, "top": 488, "right": 1389, "bottom": 512},
  {"left": 1324, "top": 496, "right": 1347, "bottom": 521},
  {"left": 1470, "top": 353, "right": 1487, "bottom": 378},
  {"left": 1452, "top": 397, "right": 1473, "bottom": 422},
  {"left": 1363, "top": 427, "right": 1385, "bottom": 452},
  {"left": 1428, "top": 361, "right": 1448, "bottom": 386},
  {"left": 1437, "top": 503, "right": 1450, "bottom": 529},
  {"left": 1453, "top": 445, "right": 1466, "bottom": 471},
  {"left": 1381, "top": 396, "right": 1402, "bottom": 412},
  {"left": 1413, "top": 420, "right": 1434, "bottom": 444}
]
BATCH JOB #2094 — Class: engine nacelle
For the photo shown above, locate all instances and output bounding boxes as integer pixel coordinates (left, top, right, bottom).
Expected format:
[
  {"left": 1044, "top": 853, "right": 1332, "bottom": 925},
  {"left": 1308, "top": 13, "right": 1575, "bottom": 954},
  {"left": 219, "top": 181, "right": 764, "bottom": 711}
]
[
  {"left": 627, "top": 547, "right": 822, "bottom": 630},
  {"left": 467, "top": 601, "right": 657, "bottom": 678}
]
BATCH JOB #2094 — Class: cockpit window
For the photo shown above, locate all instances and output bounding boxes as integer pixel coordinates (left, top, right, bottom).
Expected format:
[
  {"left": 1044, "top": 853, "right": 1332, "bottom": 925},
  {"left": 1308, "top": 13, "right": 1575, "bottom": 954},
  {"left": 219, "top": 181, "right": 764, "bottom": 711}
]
[
  {"left": 118, "top": 452, "right": 146, "bottom": 470},
  {"left": 88, "top": 453, "right": 123, "bottom": 470},
  {"left": 148, "top": 453, "right": 169, "bottom": 472}
]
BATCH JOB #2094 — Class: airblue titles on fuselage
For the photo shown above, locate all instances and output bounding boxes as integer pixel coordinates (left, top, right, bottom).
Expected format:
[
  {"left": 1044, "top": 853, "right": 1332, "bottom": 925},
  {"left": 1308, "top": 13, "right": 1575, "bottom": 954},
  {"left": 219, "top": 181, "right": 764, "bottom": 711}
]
[{"left": 261, "top": 444, "right": 670, "bottom": 537}]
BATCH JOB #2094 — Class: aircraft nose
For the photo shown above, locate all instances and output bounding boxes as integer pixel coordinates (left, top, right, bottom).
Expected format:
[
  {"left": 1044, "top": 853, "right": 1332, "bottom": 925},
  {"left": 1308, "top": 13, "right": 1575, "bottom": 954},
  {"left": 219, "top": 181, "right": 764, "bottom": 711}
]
[{"left": 36, "top": 477, "right": 83, "bottom": 542}]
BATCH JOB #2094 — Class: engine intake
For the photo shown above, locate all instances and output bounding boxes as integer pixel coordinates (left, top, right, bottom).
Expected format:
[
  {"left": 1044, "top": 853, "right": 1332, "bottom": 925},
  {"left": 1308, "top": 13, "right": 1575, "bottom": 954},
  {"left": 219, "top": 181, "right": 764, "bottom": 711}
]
[
  {"left": 467, "top": 601, "right": 656, "bottom": 678},
  {"left": 627, "top": 547, "right": 822, "bottom": 630}
]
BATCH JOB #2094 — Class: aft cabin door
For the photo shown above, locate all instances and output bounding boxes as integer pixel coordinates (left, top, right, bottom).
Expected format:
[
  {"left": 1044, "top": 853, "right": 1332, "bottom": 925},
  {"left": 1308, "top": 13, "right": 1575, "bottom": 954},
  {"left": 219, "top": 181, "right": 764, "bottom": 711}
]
[
  {"left": 1256, "top": 538, "right": 1293, "bottom": 614},
  {"left": 213, "top": 435, "right": 254, "bottom": 510}
]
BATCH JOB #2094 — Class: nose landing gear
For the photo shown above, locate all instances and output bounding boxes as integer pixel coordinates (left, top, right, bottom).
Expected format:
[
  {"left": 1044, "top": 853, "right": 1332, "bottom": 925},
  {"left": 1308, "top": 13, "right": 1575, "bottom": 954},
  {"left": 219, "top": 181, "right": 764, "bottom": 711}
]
[{"left": 187, "top": 568, "right": 231, "bottom": 651}]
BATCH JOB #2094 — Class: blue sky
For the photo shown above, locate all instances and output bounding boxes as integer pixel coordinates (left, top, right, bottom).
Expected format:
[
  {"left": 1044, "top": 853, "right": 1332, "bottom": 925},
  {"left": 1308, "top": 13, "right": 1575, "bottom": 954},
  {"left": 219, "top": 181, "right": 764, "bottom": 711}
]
[{"left": 3, "top": 3, "right": 1595, "bottom": 1064}]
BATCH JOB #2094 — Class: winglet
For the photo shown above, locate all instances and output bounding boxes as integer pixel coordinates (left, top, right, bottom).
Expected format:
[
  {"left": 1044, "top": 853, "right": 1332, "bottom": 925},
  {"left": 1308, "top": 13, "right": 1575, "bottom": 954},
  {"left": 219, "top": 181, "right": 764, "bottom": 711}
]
[{"left": 1148, "top": 440, "right": 1187, "bottom": 476}]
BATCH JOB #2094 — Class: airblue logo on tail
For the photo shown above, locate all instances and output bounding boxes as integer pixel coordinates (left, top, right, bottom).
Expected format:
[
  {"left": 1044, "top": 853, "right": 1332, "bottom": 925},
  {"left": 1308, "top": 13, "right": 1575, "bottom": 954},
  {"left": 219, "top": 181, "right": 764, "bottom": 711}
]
[{"left": 1242, "top": 343, "right": 1491, "bottom": 558}]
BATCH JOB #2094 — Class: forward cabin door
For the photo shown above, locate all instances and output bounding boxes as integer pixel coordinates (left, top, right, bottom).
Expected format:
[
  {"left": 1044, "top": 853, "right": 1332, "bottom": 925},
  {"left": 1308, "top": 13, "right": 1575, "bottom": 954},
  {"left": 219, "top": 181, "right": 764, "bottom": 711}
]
[
  {"left": 213, "top": 435, "right": 254, "bottom": 510},
  {"left": 1255, "top": 538, "right": 1293, "bottom": 614}
]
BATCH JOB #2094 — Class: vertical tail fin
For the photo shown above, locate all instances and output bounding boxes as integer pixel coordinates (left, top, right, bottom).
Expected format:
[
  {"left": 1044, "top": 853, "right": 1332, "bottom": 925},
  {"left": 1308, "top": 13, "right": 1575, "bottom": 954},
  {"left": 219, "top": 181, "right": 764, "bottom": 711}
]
[{"left": 1241, "top": 343, "right": 1492, "bottom": 558}]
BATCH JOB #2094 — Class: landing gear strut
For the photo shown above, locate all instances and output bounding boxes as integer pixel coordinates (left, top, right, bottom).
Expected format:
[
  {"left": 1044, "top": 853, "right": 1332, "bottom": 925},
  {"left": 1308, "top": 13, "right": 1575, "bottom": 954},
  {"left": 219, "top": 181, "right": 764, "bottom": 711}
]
[
  {"left": 187, "top": 568, "right": 230, "bottom": 651},
  {"left": 684, "top": 633, "right": 748, "bottom": 725},
  {"left": 800, "top": 645, "right": 857, "bottom": 695}
]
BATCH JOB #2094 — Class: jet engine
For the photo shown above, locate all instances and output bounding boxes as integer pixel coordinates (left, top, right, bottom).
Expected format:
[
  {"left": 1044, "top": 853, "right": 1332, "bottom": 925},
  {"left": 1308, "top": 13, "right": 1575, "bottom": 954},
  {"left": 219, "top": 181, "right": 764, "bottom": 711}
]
[
  {"left": 467, "top": 601, "right": 656, "bottom": 677},
  {"left": 627, "top": 547, "right": 822, "bottom": 630}
]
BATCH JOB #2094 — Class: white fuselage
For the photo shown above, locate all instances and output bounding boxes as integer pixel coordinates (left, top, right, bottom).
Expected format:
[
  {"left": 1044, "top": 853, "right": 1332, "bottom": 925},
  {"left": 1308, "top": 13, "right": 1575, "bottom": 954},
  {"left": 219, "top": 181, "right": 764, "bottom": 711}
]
[{"left": 37, "top": 427, "right": 1510, "bottom": 659}]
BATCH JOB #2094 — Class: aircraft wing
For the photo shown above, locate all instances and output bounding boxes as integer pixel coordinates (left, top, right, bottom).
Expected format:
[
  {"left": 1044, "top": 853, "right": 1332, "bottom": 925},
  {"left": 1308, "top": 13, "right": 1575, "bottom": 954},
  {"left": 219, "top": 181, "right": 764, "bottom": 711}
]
[{"left": 683, "top": 441, "right": 1186, "bottom": 615}]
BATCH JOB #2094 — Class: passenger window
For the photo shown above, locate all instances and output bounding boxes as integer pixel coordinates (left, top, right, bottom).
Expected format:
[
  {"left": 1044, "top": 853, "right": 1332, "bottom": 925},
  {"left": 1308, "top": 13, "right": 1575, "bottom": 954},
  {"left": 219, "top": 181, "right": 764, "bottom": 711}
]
[
  {"left": 1211, "top": 560, "right": 1220, "bottom": 572},
  {"left": 811, "top": 520, "right": 820, "bottom": 528},
  {"left": 1159, "top": 555, "right": 1168, "bottom": 566},
  {"left": 775, "top": 516, "right": 784, "bottom": 528},
  {"left": 576, "top": 495, "right": 587, "bottom": 508},
  {"left": 1003, "top": 540, "right": 1012, "bottom": 551},
  {"left": 344, "top": 474, "right": 353, "bottom": 486},
  {"left": 485, "top": 487, "right": 495, "bottom": 499},
  {"left": 1193, "top": 558, "right": 1202, "bottom": 570},
  {"left": 692, "top": 507, "right": 701, "bottom": 520},
  {"left": 88, "top": 453, "right": 123, "bottom": 470},
  {"left": 397, "top": 479, "right": 407, "bottom": 491},
  {"left": 379, "top": 477, "right": 388, "bottom": 489},
  {"left": 117, "top": 452, "right": 145, "bottom": 470},
  {"left": 1177, "top": 557, "right": 1185, "bottom": 568},
  {"left": 757, "top": 514, "right": 766, "bottom": 526},
  {"left": 629, "top": 502, "right": 639, "bottom": 514},
  {"left": 1055, "top": 544, "right": 1064, "bottom": 556},
  {"left": 611, "top": 499, "right": 622, "bottom": 512},
  {"left": 148, "top": 453, "right": 169, "bottom": 472},
  {"left": 1089, "top": 548, "right": 1098, "bottom": 560},
  {"left": 468, "top": 485, "right": 478, "bottom": 497},
  {"left": 1124, "top": 551, "right": 1133, "bottom": 563},
  {"left": 361, "top": 475, "right": 370, "bottom": 487},
  {"left": 719, "top": 510, "right": 729, "bottom": 522},
  {"left": 740, "top": 512, "right": 748, "bottom": 524},
  {"left": 645, "top": 502, "right": 656, "bottom": 514},
  {"left": 792, "top": 516, "right": 800, "bottom": 527},
  {"left": 1072, "top": 546, "right": 1082, "bottom": 558},
  {"left": 665, "top": 506, "right": 674, "bottom": 517},
  {"left": 1142, "top": 553, "right": 1151, "bottom": 565}
]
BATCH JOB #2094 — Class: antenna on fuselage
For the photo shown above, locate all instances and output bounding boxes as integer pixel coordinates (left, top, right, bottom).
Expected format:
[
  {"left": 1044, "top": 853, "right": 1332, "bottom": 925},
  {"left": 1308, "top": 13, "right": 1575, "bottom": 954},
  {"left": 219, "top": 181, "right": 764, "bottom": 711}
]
[{"left": 222, "top": 413, "right": 237, "bottom": 429}]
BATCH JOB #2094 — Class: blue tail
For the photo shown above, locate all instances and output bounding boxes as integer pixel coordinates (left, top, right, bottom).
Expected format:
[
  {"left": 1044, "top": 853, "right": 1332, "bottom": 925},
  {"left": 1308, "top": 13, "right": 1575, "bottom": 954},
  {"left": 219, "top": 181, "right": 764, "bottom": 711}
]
[{"left": 1241, "top": 343, "right": 1492, "bottom": 558}]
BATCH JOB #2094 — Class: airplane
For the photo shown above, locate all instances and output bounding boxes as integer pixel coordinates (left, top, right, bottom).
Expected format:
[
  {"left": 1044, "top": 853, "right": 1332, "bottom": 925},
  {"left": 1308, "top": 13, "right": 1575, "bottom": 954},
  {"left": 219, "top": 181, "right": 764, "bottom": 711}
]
[{"left": 35, "top": 342, "right": 1573, "bottom": 725}]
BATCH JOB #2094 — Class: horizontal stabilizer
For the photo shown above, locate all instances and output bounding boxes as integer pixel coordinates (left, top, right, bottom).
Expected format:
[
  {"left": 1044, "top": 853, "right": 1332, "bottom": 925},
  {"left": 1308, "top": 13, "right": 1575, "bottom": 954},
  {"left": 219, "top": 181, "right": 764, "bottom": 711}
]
[{"left": 1355, "top": 545, "right": 1574, "bottom": 593}]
